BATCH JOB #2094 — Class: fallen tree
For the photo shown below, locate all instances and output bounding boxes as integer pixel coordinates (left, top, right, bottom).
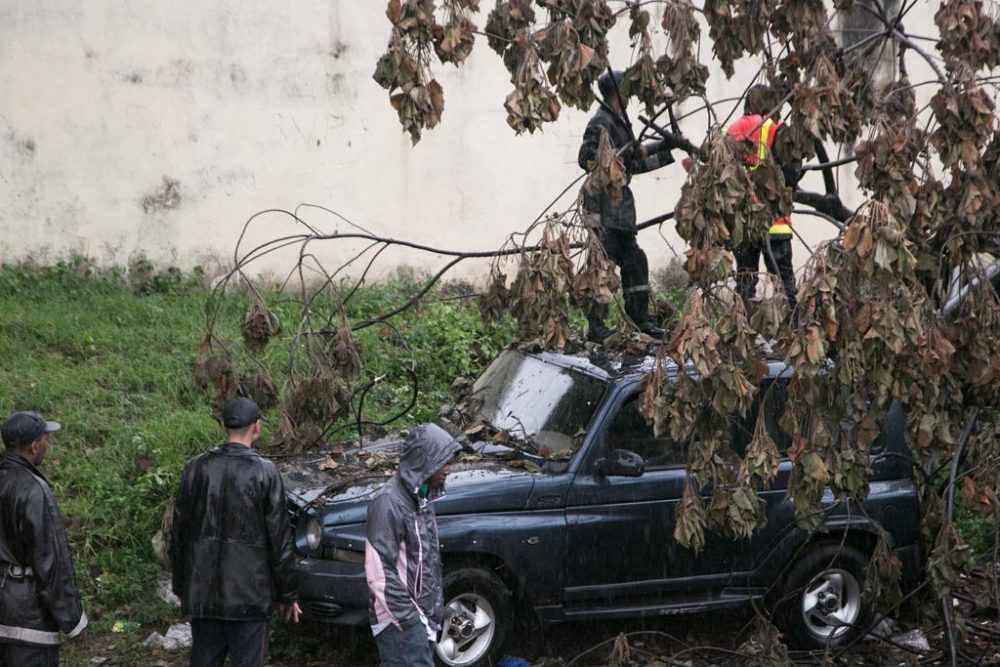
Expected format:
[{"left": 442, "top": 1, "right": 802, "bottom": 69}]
[{"left": 197, "top": 1, "right": 999, "bottom": 662}]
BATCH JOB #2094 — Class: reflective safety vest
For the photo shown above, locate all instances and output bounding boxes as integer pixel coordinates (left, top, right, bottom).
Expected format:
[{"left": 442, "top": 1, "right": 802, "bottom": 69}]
[{"left": 726, "top": 113, "right": 792, "bottom": 236}]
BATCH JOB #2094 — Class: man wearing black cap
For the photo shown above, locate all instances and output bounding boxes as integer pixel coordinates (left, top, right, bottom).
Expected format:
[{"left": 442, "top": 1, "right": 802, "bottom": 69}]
[
  {"left": 170, "top": 397, "right": 300, "bottom": 667},
  {"left": 578, "top": 69, "right": 694, "bottom": 343},
  {"left": 0, "top": 411, "right": 88, "bottom": 666}
]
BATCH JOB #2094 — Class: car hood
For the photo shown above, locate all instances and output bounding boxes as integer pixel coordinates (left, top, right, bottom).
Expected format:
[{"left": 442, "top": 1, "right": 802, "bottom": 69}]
[{"left": 280, "top": 436, "right": 537, "bottom": 528}]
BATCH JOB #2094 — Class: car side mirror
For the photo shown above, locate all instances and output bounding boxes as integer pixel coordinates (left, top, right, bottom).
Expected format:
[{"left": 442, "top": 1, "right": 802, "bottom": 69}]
[{"left": 596, "top": 449, "right": 645, "bottom": 477}]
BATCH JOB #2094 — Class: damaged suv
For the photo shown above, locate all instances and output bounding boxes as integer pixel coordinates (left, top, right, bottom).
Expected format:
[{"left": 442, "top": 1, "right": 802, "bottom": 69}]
[{"left": 282, "top": 348, "right": 921, "bottom": 666}]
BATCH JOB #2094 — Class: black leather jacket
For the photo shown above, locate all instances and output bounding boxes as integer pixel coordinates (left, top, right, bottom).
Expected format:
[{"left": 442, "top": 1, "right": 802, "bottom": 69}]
[
  {"left": 578, "top": 106, "right": 675, "bottom": 231},
  {"left": 0, "top": 452, "right": 88, "bottom": 646},
  {"left": 170, "top": 443, "right": 297, "bottom": 620}
]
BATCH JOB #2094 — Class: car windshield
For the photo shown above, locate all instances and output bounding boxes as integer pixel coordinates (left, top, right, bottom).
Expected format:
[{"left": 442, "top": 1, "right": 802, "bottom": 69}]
[{"left": 471, "top": 351, "right": 606, "bottom": 455}]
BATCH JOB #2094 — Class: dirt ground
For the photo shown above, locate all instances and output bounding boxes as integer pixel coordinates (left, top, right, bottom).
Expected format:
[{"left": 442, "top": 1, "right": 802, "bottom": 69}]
[{"left": 64, "top": 605, "right": 1000, "bottom": 667}]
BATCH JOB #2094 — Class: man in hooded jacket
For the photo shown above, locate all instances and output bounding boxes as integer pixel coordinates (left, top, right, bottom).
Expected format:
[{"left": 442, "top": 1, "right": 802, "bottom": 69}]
[{"left": 365, "top": 423, "right": 461, "bottom": 667}]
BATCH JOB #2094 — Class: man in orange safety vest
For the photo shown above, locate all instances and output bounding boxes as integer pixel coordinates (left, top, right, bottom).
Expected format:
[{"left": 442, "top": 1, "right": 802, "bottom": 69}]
[{"left": 726, "top": 87, "right": 798, "bottom": 314}]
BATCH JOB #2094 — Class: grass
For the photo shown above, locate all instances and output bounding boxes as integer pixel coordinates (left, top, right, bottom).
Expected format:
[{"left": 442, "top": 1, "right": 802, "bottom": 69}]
[
  {"left": 0, "top": 259, "right": 216, "bottom": 619},
  {"left": 0, "top": 258, "right": 515, "bottom": 659}
]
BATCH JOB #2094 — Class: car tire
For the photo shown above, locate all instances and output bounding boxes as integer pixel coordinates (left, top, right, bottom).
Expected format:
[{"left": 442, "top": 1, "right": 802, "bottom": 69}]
[
  {"left": 435, "top": 567, "right": 513, "bottom": 667},
  {"left": 776, "top": 542, "right": 873, "bottom": 649}
]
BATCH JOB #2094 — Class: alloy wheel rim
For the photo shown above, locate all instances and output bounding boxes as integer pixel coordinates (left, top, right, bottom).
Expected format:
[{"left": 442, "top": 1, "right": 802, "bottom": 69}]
[
  {"left": 800, "top": 567, "right": 862, "bottom": 641},
  {"left": 435, "top": 592, "right": 496, "bottom": 666}
]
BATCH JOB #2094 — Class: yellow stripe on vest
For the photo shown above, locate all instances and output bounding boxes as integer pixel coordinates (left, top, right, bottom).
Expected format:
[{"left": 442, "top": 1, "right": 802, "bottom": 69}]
[
  {"left": 748, "top": 119, "right": 775, "bottom": 173},
  {"left": 759, "top": 119, "right": 792, "bottom": 234}
]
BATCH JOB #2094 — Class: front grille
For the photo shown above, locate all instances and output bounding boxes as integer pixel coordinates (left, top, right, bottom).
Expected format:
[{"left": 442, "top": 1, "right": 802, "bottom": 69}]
[{"left": 303, "top": 600, "right": 345, "bottom": 621}]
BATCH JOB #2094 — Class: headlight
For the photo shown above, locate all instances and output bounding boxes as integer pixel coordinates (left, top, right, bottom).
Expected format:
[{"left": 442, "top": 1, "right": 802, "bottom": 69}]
[{"left": 305, "top": 517, "right": 322, "bottom": 553}]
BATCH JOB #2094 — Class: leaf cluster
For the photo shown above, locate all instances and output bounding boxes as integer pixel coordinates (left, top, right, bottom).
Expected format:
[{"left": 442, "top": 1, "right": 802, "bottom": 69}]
[
  {"left": 240, "top": 292, "right": 281, "bottom": 353},
  {"left": 930, "top": 80, "right": 996, "bottom": 170},
  {"left": 675, "top": 130, "right": 789, "bottom": 285},
  {"left": 703, "top": 0, "right": 774, "bottom": 79},
  {"left": 433, "top": 0, "right": 480, "bottom": 65},
  {"left": 504, "top": 35, "right": 563, "bottom": 134},
  {"left": 621, "top": 6, "right": 669, "bottom": 116},
  {"left": 508, "top": 220, "right": 576, "bottom": 350},
  {"left": 374, "top": 0, "right": 484, "bottom": 143},
  {"left": 570, "top": 233, "right": 621, "bottom": 308},
  {"left": 657, "top": 0, "right": 708, "bottom": 101},
  {"left": 582, "top": 128, "right": 626, "bottom": 202},
  {"left": 935, "top": 0, "right": 1000, "bottom": 71}
]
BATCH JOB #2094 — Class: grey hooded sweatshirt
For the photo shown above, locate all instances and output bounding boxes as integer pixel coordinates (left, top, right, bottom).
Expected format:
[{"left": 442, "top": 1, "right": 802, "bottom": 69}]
[{"left": 364, "top": 424, "right": 461, "bottom": 636}]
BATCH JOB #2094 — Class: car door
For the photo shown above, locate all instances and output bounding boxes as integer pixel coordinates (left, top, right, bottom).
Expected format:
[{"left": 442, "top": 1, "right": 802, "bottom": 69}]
[
  {"left": 562, "top": 383, "right": 732, "bottom": 608},
  {"left": 562, "top": 373, "right": 799, "bottom": 608},
  {"left": 724, "top": 375, "right": 797, "bottom": 587}
]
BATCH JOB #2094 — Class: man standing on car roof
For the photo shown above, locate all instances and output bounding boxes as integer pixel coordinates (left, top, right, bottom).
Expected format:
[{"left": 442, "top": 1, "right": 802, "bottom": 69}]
[
  {"left": 578, "top": 69, "right": 695, "bottom": 343},
  {"left": 727, "top": 85, "right": 802, "bottom": 314},
  {"left": 0, "top": 410, "right": 88, "bottom": 667},
  {"left": 365, "top": 423, "right": 461, "bottom": 667},
  {"left": 170, "top": 397, "right": 300, "bottom": 667}
]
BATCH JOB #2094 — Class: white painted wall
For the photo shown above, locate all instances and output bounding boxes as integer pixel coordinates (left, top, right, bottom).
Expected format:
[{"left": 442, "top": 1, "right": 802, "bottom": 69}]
[{"left": 0, "top": 1, "right": 939, "bottom": 283}]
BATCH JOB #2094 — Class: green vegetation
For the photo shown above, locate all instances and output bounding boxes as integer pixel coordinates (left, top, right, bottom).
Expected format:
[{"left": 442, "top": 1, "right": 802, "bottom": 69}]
[
  {"left": 0, "top": 258, "right": 514, "bottom": 634},
  {"left": 954, "top": 499, "right": 998, "bottom": 560},
  {"left": 0, "top": 258, "right": 215, "bottom": 625}
]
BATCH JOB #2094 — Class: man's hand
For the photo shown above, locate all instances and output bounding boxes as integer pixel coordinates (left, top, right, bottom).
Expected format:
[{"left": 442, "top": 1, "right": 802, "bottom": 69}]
[
  {"left": 281, "top": 601, "right": 302, "bottom": 623},
  {"left": 661, "top": 132, "right": 685, "bottom": 151},
  {"left": 581, "top": 211, "right": 601, "bottom": 230},
  {"left": 793, "top": 190, "right": 854, "bottom": 223},
  {"left": 667, "top": 133, "right": 698, "bottom": 156},
  {"left": 647, "top": 132, "right": 697, "bottom": 156}
]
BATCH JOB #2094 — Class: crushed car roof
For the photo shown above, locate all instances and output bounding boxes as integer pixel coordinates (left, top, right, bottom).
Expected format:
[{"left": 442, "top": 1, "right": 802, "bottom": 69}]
[{"left": 531, "top": 348, "right": 793, "bottom": 383}]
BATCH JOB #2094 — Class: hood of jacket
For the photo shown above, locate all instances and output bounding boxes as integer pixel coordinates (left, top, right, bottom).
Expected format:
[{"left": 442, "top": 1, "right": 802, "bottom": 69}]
[{"left": 397, "top": 423, "right": 461, "bottom": 498}]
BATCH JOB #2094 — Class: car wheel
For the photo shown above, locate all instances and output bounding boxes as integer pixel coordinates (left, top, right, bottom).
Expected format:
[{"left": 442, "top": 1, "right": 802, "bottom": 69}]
[
  {"left": 435, "top": 567, "right": 512, "bottom": 667},
  {"left": 777, "top": 542, "right": 872, "bottom": 649}
]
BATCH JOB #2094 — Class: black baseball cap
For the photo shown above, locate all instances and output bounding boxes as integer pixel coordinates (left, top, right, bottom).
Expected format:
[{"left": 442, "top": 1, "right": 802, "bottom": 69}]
[
  {"left": 2, "top": 411, "right": 61, "bottom": 449},
  {"left": 221, "top": 397, "right": 262, "bottom": 430}
]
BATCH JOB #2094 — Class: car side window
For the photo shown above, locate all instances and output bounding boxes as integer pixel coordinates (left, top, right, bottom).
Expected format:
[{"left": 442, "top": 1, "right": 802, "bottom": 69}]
[
  {"left": 604, "top": 397, "right": 686, "bottom": 469},
  {"left": 732, "top": 379, "right": 791, "bottom": 457}
]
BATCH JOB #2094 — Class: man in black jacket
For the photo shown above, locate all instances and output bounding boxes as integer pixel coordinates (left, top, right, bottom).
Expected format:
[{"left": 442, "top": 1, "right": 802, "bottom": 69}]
[
  {"left": 170, "top": 397, "right": 300, "bottom": 667},
  {"left": 578, "top": 70, "right": 692, "bottom": 342},
  {"left": 0, "top": 410, "right": 87, "bottom": 666}
]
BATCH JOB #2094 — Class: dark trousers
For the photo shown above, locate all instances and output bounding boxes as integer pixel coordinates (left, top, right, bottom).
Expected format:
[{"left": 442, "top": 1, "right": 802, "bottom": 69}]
[
  {"left": 0, "top": 643, "right": 59, "bottom": 667},
  {"left": 588, "top": 227, "right": 651, "bottom": 329},
  {"left": 735, "top": 235, "right": 797, "bottom": 313},
  {"left": 190, "top": 618, "right": 269, "bottom": 667},
  {"left": 374, "top": 621, "right": 435, "bottom": 667}
]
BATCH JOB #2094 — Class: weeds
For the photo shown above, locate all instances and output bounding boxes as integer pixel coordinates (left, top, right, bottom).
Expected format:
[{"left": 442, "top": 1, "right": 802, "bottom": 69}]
[{"left": 0, "top": 259, "right": 514, "bottom": 628}]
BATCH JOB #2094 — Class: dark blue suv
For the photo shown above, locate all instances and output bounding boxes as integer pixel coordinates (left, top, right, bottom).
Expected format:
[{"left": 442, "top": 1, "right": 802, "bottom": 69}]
[{"left": 282, "top": 348, "right": 921, "bottom": 667}]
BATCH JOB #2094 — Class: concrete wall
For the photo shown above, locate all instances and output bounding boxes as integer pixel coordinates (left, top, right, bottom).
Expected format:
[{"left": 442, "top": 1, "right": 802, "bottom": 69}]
[{"left": 0, "top": 1, "right": 938, "bottom": 283}]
